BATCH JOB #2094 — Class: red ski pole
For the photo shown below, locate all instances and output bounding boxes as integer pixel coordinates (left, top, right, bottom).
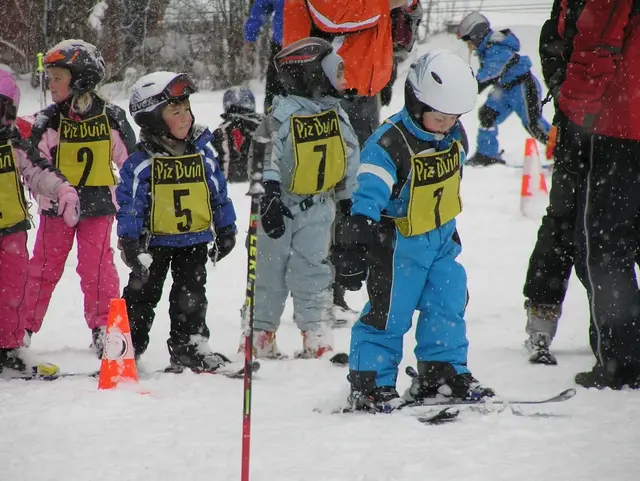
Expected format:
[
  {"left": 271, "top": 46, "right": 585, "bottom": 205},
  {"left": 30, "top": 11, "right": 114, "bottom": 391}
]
[{"left": 241, "top": 134, "right": 266, "bottom": 481}]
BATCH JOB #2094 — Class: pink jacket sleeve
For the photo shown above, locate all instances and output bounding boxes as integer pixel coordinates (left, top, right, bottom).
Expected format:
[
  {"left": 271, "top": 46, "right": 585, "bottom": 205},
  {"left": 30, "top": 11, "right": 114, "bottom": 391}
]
[
  {"left": 111, "top": 129, "right": 130, "bottom": 170},
  {"left": 14, "top": 143, "right": 68, "bottom": 200}
]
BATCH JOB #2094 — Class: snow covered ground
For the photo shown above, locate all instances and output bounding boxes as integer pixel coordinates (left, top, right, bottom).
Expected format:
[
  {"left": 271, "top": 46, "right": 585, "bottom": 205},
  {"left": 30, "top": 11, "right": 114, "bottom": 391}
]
[{"left": 3, "top": 19, "right": 640, "bottom": 481}]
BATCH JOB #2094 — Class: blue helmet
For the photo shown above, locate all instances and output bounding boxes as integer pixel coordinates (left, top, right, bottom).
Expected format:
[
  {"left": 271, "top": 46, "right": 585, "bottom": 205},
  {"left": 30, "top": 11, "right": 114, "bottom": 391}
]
[{"left": 223, "top": 87, "right": 256, "bottom": 113}]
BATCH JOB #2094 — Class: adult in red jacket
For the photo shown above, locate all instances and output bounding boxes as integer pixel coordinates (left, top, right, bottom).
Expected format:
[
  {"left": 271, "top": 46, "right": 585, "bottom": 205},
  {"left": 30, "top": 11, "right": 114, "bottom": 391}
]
[{"left": 557, "top": 0, "right": 640, "bottom": 389}]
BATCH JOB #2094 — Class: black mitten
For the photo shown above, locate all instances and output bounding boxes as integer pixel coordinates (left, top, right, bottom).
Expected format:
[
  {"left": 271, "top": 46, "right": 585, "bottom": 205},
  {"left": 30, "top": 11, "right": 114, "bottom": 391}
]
[
  {"left": 209, "top": 225, "right": 237, "bottom": 263},
  {"left": 118, "top": 238, "right": 150, "bottom": 280},
  {"left": 260, "top": 180, "right": 293, "bottom": 239}
]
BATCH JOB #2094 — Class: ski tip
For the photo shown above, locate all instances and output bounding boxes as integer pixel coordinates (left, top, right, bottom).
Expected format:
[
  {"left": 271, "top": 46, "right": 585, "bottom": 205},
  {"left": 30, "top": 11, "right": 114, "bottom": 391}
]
[
  {"left": 417, "top": 407, "right": 460, "bottom": 425},
  {"left": 405, "top": 365, "right": 419, "bottom": 378},
  {"left": 329, "top": 352, "right": 349, "bottom": 366},
  {"left": 559, "top": 388, "right": 577, "bottom": 399}
]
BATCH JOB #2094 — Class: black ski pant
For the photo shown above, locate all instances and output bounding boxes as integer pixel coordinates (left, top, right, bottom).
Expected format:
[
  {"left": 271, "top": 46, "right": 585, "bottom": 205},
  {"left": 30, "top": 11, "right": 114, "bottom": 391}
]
[
  {"left": 123, "top": 243, "right": 210, "bottom": 357},
  {"left": 523, "top": 164, "right": 577, "bottom": 305},
  {"left": 574, "top": 135, "right": 640, "bottom": 372},
  {"left": 264, "top": 40, "right": 285, "bottom": 113},
  {"left": 339, "top": 95, "right": 381, "bottom": 148}
]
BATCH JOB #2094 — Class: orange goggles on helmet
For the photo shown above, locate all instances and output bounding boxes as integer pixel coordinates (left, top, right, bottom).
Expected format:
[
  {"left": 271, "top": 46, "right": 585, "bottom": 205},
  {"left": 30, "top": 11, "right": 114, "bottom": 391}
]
[{"left": 165, "top": 74, "right": 197, "bottom": 100}]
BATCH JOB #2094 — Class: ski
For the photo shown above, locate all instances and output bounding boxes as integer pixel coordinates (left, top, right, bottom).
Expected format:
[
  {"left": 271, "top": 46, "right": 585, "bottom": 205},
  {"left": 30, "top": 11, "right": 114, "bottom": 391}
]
[
  {"left": 0, "top": 370, "right": 100, "bottom": 381},
  {"left": 405, "top": 387, "right": 576, "bottom": 408},
  {"left": 329, "top": 352, "right": 349, "bottom": 366},
  {"left": 289, "top": 351, "right": 349, "bottom": 366},
  {"left": 158, "top": 360, "right": 261, "bottom": 379}
]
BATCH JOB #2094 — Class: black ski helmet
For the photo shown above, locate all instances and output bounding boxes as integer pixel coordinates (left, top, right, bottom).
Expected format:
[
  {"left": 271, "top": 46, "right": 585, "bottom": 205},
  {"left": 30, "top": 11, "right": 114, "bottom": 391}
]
[
  {"left": 43, "top": 39, "right": 106, "bottom": 94},
  {"left": 129, "top": 71, "right": 198, "bottom": 137},
  {"left": 274, "top": 37, "right": 342, "bottom": 98}
]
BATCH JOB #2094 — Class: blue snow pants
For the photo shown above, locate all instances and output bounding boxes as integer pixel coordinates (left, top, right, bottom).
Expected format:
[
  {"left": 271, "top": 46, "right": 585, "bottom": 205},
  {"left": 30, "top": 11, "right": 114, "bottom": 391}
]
[{"left": 349, "top": 219, "right": 470, "bottom": 388}]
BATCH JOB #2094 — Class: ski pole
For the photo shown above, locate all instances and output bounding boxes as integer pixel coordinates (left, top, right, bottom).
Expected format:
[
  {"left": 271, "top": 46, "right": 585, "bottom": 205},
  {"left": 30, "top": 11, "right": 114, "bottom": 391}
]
[
  {"left": 241, "top": 134, "right": 266, "bottom": 481},
  {"left": 36, "top": 52, "right": 46, "bottom": 109}
]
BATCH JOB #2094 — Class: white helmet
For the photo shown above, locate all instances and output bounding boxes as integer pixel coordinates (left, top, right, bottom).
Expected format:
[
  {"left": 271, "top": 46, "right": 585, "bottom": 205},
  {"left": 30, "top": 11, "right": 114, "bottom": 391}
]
[
  {"left": 405, "top": 50, "right": 477, "bottom": 123},
  {"left": 457, "top": 12, "right": 491, "bottom": 45},
  {"left": 129, "top": 71, "right": 198, "bottom": 136}
]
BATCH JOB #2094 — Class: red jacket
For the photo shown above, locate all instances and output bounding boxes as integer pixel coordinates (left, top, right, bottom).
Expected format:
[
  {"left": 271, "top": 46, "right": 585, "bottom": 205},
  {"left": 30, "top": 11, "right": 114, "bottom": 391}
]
[
  {"left": 283, "top": 0, "right": 416, "bottom": 97},
  {"left": 558, "top": 0, "right": 640, "bottom": 140}
]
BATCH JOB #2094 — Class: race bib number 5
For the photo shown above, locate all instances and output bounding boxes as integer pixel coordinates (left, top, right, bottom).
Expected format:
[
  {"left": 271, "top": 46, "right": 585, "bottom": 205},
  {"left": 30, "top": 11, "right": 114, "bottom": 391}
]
[{"left": 150, "top": 154, "right": 212, "bottom": 235}]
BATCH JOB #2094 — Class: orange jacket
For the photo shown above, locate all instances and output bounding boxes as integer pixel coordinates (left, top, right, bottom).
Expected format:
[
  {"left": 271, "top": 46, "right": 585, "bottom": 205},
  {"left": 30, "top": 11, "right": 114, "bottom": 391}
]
[{"left": 283, "top": 0, "right": 414, "bottom": 97}]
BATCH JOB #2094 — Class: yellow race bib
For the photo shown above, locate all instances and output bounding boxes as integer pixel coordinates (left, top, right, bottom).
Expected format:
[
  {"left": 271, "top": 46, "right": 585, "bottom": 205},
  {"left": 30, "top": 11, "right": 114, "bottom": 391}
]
[
  {"left": 0, "top": 144, "right": 29, "bottom": 229},
  {"left": 56, "top": 113, "right": 116, "bottom": 186},
  {"left": 395, "top": 141, "right": 462, "bottom": 237},
  {"left": 150, "top": 154, "right": 213, "bottom": 235},
  {"left": 289, "top": 110, "right": 346, "bottom": 194}
]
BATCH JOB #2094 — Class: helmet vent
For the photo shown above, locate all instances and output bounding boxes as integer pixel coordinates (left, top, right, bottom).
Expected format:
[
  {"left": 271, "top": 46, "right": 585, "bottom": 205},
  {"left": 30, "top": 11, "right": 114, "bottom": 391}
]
[{"left": 431, "top": 71, "right": 443, "bottom": 84}]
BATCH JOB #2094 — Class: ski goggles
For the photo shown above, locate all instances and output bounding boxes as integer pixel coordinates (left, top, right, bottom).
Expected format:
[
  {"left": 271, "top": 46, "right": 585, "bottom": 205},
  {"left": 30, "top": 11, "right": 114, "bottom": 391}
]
[
  {"left": 165, "top": 73, "right": 198, "bottom": 101},
  {"left": 130, "top": 74, "right": 198, "bottom": 114}
]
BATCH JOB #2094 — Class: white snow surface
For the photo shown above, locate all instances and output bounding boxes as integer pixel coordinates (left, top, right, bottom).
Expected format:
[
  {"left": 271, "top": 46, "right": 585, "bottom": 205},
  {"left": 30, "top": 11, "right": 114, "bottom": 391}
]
[{"left": 3, "top": 21, "right": 640, "bottom": 481}]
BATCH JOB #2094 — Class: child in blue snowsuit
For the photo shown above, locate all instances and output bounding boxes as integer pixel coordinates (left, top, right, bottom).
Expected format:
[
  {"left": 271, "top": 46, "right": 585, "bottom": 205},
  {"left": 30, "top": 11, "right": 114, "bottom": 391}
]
[
  {"left": 457, "top": 12, "right": 550, "bottom": 166},
  {"left": 344, "top": 50, "right": 495, "bottom": 412}
]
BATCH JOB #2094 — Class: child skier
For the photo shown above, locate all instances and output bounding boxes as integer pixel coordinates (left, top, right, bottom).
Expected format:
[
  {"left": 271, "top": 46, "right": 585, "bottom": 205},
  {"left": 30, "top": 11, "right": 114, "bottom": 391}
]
[
  {"left": 21, "top": 40, "right": 136, "bottom": 357},
  {"left": 457, "top": 12, "right": 551, "bottom": 166},
  {"left": 0, "top": 68, "right": 79, "bottom": 377},
  {"left": 239, "top": 37, "right": 359, "bottom": 359},
  {"left": 212, "top": 87, "right": 263, "bottom": 183},
  {"left": 344, "top": 50, "right": 495, "bottom": 412},
  {"left": 118, "top": 71, "right": 238, "bottom": 372}
]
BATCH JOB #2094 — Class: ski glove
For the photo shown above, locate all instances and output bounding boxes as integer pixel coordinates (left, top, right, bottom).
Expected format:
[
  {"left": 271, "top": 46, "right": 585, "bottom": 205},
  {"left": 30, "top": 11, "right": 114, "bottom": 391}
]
[
  {"left": 209, "top": 225, "right": 237, "bottom": 263},
  {"left": 260, "top": 180, "right": 293, "bottom": 239},
  {"left": 57, "top": 184, "right": 80, "bottom": 227},
  {"left": 334, "top": 214, "right": 376, "bottom": 291},
  {"left": 118, "top": 237, "right": 150, "bottom": 281},
  {"left": 554, "top": 111, "right": 593, "bottom": 174}
]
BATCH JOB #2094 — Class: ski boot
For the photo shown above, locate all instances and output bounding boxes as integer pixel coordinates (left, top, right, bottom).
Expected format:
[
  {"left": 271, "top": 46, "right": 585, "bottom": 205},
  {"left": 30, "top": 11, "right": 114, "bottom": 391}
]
[
  {"left": 347, "top": 371, "right": 405, "bottom": 413},
  {"left": 167, "top": 337, "right": 230, "bottom": 373},
  {"left": 331, "top": 283, "right": 359, "bottom": 328},
  {"left": 0, "top": 348, "right": 59, "bottom": 378},
  {"left": 91, "top": 326, "right": 106, "bottom": 359},
  {"left": 404, "top": 361, "right": 495, "bottom": 402},
  {"left": 238, "top": 329, "right": 286, "bottom": 359},
  {"left": 524, "top": 300, "right": 560, "bottom": 365},
  {"left": 296, "top": 327, "right": 334, "bottom": 359}
]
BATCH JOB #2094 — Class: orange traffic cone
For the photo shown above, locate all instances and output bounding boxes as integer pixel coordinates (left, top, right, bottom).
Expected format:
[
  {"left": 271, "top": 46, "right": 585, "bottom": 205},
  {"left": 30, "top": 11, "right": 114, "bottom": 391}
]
[
  {"left": 520, "top": 138, "right": 548, "bottom": 217},
  {"left": 98, "top": 298, "right": 138, "bottom": 390}
]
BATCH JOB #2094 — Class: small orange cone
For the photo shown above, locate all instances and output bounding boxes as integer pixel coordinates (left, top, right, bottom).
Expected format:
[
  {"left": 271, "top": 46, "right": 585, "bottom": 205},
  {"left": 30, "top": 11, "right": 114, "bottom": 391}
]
[
  {"left": 520, "top": 138, "right": 548, "bottom": 216},
  {"left": 98, "top": 298, "right": 138, "bottom": 390}
]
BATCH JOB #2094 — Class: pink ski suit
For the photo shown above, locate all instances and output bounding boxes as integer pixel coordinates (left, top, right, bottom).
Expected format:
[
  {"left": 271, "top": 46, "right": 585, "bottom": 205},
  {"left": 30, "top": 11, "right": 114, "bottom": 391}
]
[
  {"left": 0, "top": 132, "right": 79, "bottom": 348},
  {"left": 21, "top": 96, "right": 136, "bottom": 334}
]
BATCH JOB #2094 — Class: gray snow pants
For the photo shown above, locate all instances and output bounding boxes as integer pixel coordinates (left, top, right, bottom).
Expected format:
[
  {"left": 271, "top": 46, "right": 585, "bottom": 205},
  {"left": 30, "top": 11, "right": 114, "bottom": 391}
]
[{"left": 254, "top": 193, "right": 335, "bottom": 332}]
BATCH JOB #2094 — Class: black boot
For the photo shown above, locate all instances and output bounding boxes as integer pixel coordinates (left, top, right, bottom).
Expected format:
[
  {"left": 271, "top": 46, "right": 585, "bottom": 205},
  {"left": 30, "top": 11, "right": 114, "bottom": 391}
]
[
  {"left": 575, "top": 362, "right": 632, "bottom": 390},
  {"left": 167, "top": 338, "right": 230, "bottom": 373},
  {"left": 347, "top": 370, "right": 404, "bottom": 413},
  {"left": 405, "top": 361, "right": 495, "bottom": 402}
]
